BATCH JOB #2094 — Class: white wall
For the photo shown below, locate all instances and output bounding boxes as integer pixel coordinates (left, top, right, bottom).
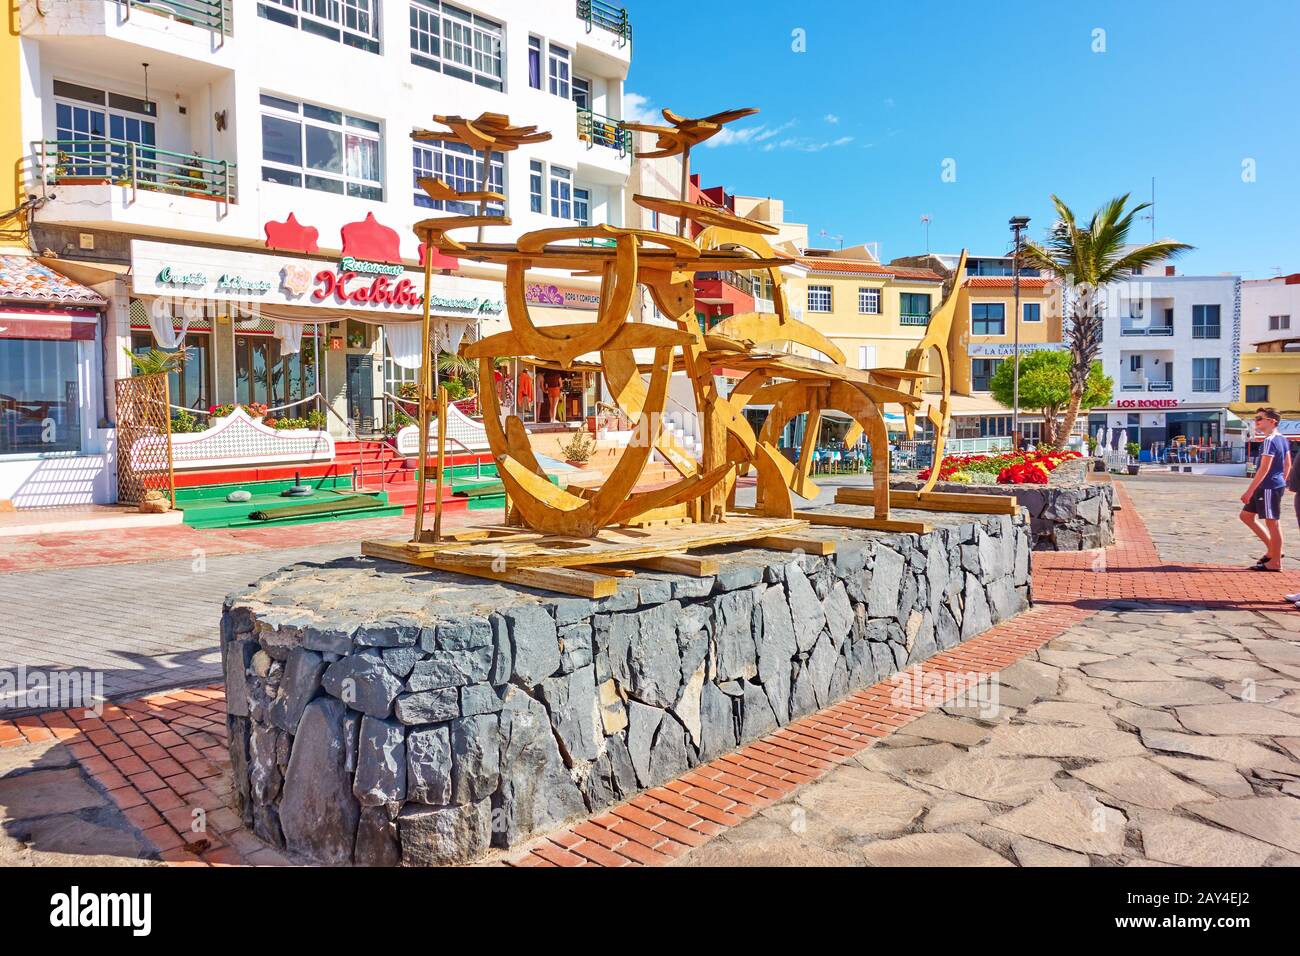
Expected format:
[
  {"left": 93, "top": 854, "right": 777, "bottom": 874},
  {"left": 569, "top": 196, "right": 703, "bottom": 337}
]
[{"left": 1242, "top": 277, "right": 1300, "bottom": 347}]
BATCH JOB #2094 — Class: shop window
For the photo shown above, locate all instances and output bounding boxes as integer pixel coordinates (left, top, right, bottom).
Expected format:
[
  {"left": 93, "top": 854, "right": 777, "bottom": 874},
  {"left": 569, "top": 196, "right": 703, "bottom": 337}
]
[
  {"left": 0, "top": 337, "right": 83, "bottom": 454},
  {"left": 261, "top": 94, "right": 383, "bottom": 200},
  {"left": 130, "top": 331, "right": 212, "bottom": 411},
  {"left": 413, "top": 140, "right": 503, "bottom": 214},
  {"left": 971, "top": 358, "right": 1002, "bottom": 391},
  {"left": 235, "top": 335, "right": 317, "bottom": 408},
  {"left": 409, "top": 1, "right": 504, "bottom": 90}
]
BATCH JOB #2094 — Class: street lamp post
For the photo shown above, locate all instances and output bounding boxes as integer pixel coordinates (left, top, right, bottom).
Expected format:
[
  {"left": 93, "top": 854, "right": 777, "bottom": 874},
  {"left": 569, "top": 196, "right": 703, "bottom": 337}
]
[{"left": 1008, "top": 216, "right": 1030, "bottom": 448}]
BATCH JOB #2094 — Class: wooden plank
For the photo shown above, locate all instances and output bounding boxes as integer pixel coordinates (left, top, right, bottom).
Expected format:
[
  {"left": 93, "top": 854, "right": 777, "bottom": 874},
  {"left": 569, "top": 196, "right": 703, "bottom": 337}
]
[
  {"left": 625, "top": 553, "right": 721, "bottom": 576},
  {"left": 753, "top": 534, "right": 836, "bottom": 555},
  {"left": 587, "top": 565, "right": 637, "bottom": 578},
  {"left": 736, "top": 506, "right": 932, "bottom": 535},
  {"left": 360, "top": 541, "right": 617, "bottom": 598},
  {"left": 837, "top": 487, "right": 1019, "bottom": 516}
]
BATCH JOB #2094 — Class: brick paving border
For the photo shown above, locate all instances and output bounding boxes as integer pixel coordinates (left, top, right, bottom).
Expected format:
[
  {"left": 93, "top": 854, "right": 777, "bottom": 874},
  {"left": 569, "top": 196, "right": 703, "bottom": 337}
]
[{"left": 3, "top": 481, "right": 1298, "bottom": 867}]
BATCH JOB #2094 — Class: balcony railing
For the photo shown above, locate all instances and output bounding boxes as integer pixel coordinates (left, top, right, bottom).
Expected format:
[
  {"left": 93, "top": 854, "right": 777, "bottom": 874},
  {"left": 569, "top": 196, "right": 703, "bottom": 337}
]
[
  {"left": 1148, "top": 381, "right": 1174, "bottom": 392},
  {"left": 577, "top": 0, "right": 631, "bottom": 43},
  {"left": 34, "top": 138, "right": 237, "bottom": 204},
  {"left": 1122, "top": 380, "right": 1175, "bottom": 393},
  {"left": 1120, "top": 325, "right": 1174, "bottom": 336},
  {"left": 697, "top": 270, "right": 758, "bottom": 298},
  {"left": 120, "top": 0, "right": 231, "bottom": 36},
  {"left": 577, "top": 108, "right": 631, "bottom": 157},
  {"left": 900, "top": 313, "right": 930, "bottom": 326}
]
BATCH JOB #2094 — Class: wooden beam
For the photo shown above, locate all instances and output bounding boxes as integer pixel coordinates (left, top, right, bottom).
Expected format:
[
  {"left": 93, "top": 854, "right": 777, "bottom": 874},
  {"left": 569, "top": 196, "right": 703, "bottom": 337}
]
[
  {"left": 753, "top": 534, "right": 836, "bottom": 555},
  {"left": 732, "top": 504, "right": 931, "bottom": 535},
  {"left": 625, "top": 553, "right": 721, "bottom": 576},
  {"left": 361, "top": 541, "right": 617, "bottom": 598},
  {"left": 836, "top": 487, "right": 1019, "bottom": 516}
]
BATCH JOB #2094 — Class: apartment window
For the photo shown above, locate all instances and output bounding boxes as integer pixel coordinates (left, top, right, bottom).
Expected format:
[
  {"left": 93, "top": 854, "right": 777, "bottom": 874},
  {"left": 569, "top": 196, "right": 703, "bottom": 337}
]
[
  {"left": 53, "top": 80, "right": 157, "bottom": 179},
  {"left": 259, "top": 0, "right": 380, "bottom": 54},
  {"left": 574, "top": 187, "right": 591, "bottom": 227},
  {"left": 971, "top": 302, "right": 1005, "bottom": 335},
  {"left": 1023, "top": 302, "right": 1041, "bottom": 323},
  {"left": 412, "top": 141, "right": 503, "bottom": 214},
  {"left": 1129, "top": 354, "right": 1143, "bottom": 372},
  {"left": 1269, "top": 314, "right": 1291, "bottom": 331},
  {"left": 261, "top": 94, "right": 382, "bottom": 199},
  {"left": 971, "top": 358, "right": 1003, "bottom": 391},
  {"left": 1246, "top": 384, "right": 1270, "bottom": 403},
  {"left": 528, "top": 36, "right": 543, "bottom": 89},
  {"left": 573, "top": 76, "right": 592, "bottom": 111},
  {"left": 549, "top": 165, "right": 572, "bottom": 219},
  {"left": 409, "top": 1, "right": 503, "bottom": 91},
  {"left": 858, "top": 287, "right": 880, "bottom": 315},
  {"left": 857, "top": 345, "right": 876, "bottom": 370},
  {"left": 529, "top": 160, "right": 543, "bottom": 213},
  {"left": 548, "top": 44, "right": 571, "bottom": 99},
  {"left": 1192, "top": 304, "right": 1221, "bottom": 339},
  {"left": 1192, "top": 357, "right": 1220, "bottom": 392},
  {"left": 807, "top": 285, "right": 832, "bottom": 313},
  {"left": 900, "top": 293, "right": 932, "bottom": 324}
]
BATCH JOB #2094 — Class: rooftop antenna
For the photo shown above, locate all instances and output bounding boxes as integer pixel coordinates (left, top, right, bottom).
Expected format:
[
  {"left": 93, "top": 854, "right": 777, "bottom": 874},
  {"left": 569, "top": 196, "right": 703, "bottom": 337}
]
[
  {"left": 818, "top": 228, "right": 844, "bottom": 250},
  {"left": 1137, "top": 176, "right": 1156, "bottom": 242}
]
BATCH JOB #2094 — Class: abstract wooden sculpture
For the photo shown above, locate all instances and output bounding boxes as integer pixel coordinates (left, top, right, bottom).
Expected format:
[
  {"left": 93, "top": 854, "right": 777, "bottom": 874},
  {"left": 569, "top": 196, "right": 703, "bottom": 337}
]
[{"left": 363, "top": 108, "right": 996, "bottom": 595}]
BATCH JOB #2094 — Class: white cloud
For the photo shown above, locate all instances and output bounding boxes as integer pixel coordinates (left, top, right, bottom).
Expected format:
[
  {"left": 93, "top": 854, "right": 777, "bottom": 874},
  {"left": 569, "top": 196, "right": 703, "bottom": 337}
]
[
  {"left": 623, "top": 91, "right": 661, "bottom": 124},
  {"left": 824, "top": 113, "right": 840, "bottom": 124}
]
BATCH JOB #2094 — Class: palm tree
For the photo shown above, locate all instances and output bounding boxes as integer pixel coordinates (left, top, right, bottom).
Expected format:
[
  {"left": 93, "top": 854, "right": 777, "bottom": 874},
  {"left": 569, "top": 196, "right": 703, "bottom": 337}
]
[
  {"left": 1017, "top": 194, "right": 1192, "bottom": 448},
  {"left": 124, "top": 346, "right": 189, "bottom": 376}
]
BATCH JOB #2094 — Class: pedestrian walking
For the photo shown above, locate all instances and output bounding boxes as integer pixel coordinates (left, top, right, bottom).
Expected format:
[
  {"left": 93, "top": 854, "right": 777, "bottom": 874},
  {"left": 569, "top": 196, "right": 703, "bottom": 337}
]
[{"left": 1240, "top": 407, "right": 1288, "bottom": 572}]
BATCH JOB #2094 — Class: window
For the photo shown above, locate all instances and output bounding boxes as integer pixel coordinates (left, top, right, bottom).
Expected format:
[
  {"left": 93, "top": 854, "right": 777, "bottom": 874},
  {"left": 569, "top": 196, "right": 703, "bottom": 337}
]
[
  {"left": 1023, "top": 302, "right": 1041, "bottom": 323},
  {"left": 1192, "top": 304, "right": 1221, "bottom": 339},
  {"left": 857, "top": 345, "right": 876, "bottom": 370},
  {"left": 1129, "top": 354, "right": 1143, "bottom": 372},
  {"left": 900, "top": 292, "right": 932, "bottom": 324},
  {"left": 971, "top": 358, "right": 1002, "bottom": 391},
  {"left": 573, "top": 76, "right": 591, "bottom": 111},
  {"left": 528, "top": 36, "right": 542, "bottom": 90},
  {"left": 0, "top": 336, "right": 86, "bottom": 454},
  {"left": 261, "top": 94, "right": 382, "bottom": 200},
  {"left": 131, "top": 331, "right": 211, "bottom": 411},
  {"left": 413, "top": 141, "right": 503, "bottom": 214},
  {"left": 549, "top": 165, "right": 572, "bottom": 219},
  {"left": 548, "top": 44, "right": 571, "bottom": 99},
  {"left": 858, "top": 287, "right": 880, "bottom": 314},
  {"left": 54, "top": 80, "right": 157, "bottom": 180},
  {"left": 235, "top": 334, "right": 317, "bottom": 407},
  {"left": 971, "top": 302, "right": 1005, "bottom": 335},
  {"left": 1192, "top": 357, "right": 1220, "bottom": 392},
  {"left": 409, "top": 1, "right": 503, "bottom": 91},
  {"left": 1269, "top": 314, "right": 1291, "bottom": 331},
  {"left": 259, "top": 0, "right": 380, "bottom": 54},
  {"left": 807, "top": 285, "right": 832, "bottom": 313},
  {"left": 574, "top": 186, "right": 591, "bottom": 227},
  {"left": 1246, "top": 384, "right": 1270, "bottom": 403},
  {"left": 529, "top": 160, "right": 543, "bottom": 213}
]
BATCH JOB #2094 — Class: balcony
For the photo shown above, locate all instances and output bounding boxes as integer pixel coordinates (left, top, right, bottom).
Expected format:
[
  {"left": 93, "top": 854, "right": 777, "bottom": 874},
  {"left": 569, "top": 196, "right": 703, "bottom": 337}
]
[
  {"left": 121, "top": 0, "right": 230, "bottom": 34},
  {"left": 1121, "top": 379, "right": 1175, "bottom": 393},
  {"left": 577, "top": 109, "right": 631, "bottom": 157},
  {"left": 900, "top": 313, "right": 930, "bottom": 326},
  {"left": 1120, "top": 324, "right": 1174, "bottom": 336},
  {"left": 34, "top": 138, "right": 236, "bottom": 203},
  {"left": 577, "top": 0, "right": 631, "bottom": 43},
  {"left": 695, "top": 271, "right": 757, "bottom": 311}
]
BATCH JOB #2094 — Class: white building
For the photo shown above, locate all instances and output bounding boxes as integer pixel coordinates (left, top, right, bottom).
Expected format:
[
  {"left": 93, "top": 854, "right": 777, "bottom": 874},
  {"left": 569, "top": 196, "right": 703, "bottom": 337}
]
[
  {"left": 5, "top": 0, "right": 635, "bottom": 505},
  {"left": 1242, "top": 273, "right": 1300, "bottom": 347},
  {"left": 1090, "top": 267, "right": 1243, "bottom": 455}
]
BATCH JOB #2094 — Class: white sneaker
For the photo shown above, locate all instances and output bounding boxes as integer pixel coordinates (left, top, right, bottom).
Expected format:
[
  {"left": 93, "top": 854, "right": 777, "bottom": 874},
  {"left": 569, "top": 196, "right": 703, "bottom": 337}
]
[{"left": 1287, "top": 592, "right": 1300, "bottom": 603}]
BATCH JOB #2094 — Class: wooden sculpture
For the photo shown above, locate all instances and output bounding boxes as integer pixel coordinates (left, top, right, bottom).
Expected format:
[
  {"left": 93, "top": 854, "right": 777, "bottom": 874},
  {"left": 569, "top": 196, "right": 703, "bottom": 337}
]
[{"left": 363, "top": 108, "right": 1011, "bottom": 597}]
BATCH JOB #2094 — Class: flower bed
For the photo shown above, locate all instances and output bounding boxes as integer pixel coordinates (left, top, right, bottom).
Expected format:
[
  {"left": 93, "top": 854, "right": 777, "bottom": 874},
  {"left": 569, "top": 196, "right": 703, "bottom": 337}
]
[{"left": 919, "top": 449, "right": 1083, "bottom": 486}]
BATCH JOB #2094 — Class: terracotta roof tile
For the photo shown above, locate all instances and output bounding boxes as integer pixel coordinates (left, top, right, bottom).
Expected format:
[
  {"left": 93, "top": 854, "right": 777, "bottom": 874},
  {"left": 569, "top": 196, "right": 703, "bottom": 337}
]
[
  {"left": 796, "top": 257, "right": 944, "bottom": 282},
  {"left": 965, "top": 276, "right": 1055, "bottom": 289},
  {"left": 0, "top": 255, "right": 105, "bottom": 306}
]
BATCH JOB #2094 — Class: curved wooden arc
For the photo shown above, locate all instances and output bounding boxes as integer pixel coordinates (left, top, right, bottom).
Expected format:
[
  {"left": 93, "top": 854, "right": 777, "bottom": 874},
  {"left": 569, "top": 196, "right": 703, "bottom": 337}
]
[{"left": 709, "top": 312, "right": 846, "bottom": 366}]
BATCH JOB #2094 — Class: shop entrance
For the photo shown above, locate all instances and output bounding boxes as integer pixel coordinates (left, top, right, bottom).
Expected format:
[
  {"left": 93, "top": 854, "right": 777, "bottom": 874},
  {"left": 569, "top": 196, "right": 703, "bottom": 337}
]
[{"left": 347, "top": 354, "right": 375, "bottom": 433}]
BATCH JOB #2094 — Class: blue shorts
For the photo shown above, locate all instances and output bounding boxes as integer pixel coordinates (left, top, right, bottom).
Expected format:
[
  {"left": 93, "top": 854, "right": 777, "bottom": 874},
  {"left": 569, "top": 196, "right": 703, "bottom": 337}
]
[{"left": 1247, "top": 486, "right": 1285, "bottom": 521}]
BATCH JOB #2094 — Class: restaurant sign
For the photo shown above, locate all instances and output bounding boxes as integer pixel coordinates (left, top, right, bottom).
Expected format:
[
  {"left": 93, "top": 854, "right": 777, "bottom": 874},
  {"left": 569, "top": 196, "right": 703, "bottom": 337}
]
[{"left": 967, "top": 342, "right": 1065, "bottom": 357}]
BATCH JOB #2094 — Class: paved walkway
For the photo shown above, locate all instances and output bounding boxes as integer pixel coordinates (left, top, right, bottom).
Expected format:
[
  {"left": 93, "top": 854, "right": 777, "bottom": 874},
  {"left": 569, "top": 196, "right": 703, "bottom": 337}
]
[{"left": 2, "top": 481, "right": 1299, "bottom": 866}]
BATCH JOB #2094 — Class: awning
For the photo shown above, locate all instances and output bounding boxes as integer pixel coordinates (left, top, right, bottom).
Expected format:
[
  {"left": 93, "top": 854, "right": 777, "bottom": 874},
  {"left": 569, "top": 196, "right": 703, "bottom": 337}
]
[
  {"left": 0, "top": 255, "right": 105, "bottom": 308},
  {"left": 0, "top": 308, "right": 98, "bottom": 341}
]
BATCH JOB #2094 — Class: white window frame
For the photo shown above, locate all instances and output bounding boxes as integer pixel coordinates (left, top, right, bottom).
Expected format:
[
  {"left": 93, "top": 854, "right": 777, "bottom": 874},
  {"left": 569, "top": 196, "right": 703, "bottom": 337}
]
[
  {"left": 857, "top": 287, "right": 880, "bottom": 315},
  {"left": 260, "top": 93, "right": 383, "bottom": 200},
  {"left": 574, "top": 185, "right": 591, "bottom": 226},
  {"left": 549, "top": 164, "right": 572, "bottom": 219},
  {"left": 1269, "top": 314, "right": 1290, "bottom": 330},
  {"left": 409, "top": 0, "right": 504, "bottom": 91},
  {"left": 260, "top": 0, "right": 381, "bottom": 53},
  {"left": 857, "top": 345, "right": 876, "bottom": 370},
  {"left": 413, "top": 140, "right": 503, "bottom": 214},
  {"left": 527, "top": 35, "right": 543, "bottom": 90},
  {"left": 529, "top": 160, "right": 544, "bottom": 214},
  {"left": 548, "top": 44, "right": 571, "bottom": 99},
  {"left": 807, "top": 285, "right": 832, "bottom": 313},
  {"left": 1023, "top": 302, "right": 1042, "bottom": 323}
]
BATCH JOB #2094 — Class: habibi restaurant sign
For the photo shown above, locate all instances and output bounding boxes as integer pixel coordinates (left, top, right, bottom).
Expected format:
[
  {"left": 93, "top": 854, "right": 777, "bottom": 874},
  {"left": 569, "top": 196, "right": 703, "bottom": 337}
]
[{"left": 131, "top": 240, "right": 503, "bottom": 317}]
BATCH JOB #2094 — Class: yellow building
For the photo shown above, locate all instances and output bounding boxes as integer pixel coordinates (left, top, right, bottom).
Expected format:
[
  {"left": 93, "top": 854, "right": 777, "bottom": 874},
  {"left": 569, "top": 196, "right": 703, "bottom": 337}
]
[{"left": 1233, "top": 339, "right": 1300, "bottom": 418}]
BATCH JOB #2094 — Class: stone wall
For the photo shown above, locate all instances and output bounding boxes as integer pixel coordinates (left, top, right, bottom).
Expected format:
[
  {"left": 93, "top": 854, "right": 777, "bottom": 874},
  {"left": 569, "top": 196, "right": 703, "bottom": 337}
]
[
  {"left": 893, "top": 474, "right": 1114, "bottom": 552},
  {"left": 220, "top": 511, "right": 1032, "bottom": 866}
]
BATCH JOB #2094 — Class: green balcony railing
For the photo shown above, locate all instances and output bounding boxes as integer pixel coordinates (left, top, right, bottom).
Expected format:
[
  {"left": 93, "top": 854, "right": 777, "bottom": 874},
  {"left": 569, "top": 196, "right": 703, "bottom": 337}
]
[
  {"left": 35, "top": 138, "right": 237, "bottom": 204},
  {"left": 900, "top": 313, "right": 931, "bottom": 326},
  {"left": 120, "top": 0, "right": 231, "bottom": 36},
  {"left": 577, "top": 108, "right": 631, "bottom": 157},
  {"left": 577, "top": 0, "right": 631, "bottom": 44}
]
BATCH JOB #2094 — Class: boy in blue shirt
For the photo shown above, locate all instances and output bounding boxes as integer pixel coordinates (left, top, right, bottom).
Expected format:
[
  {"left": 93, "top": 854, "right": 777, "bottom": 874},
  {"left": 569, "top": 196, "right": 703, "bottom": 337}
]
[{"left": 1240, "top": 407, "right": 1289, "bottom": 571}]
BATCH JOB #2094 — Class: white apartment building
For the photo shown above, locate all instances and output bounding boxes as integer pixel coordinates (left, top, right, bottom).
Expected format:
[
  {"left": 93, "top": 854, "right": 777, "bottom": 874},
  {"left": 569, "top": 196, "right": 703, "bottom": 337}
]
[
  {"left": 1089, "top": 268, "right": 1242, "bottom": 454},
  {"left": 5, "top": 0, "right": 634, "bottom": 504},
  {"left": 1241, "top": 273, "right": 1300, "bottom": 347}
]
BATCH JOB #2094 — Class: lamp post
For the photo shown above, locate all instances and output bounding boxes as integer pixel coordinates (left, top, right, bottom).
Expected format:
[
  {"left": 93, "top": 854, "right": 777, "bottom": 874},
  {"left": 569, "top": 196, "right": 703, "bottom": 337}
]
[{"left": 1008, "top": 216, "right": 1030, "bottom": 448}]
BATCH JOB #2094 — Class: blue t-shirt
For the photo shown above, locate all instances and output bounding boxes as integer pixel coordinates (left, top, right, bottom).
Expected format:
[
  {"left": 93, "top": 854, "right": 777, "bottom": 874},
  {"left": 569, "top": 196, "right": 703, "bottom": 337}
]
[{"left": 1261, "top": 432, "right": 1289, "bottom": 489}]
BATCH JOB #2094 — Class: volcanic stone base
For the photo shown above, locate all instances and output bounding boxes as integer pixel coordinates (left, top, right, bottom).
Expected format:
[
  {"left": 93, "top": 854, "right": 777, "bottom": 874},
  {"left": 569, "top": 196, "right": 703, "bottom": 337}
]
[
  {"left": 894, "top": 478, "right": 1115, "bottom": 552},
  {"left": 221, "top": 511, "right": 1032, "bottom": 866}
]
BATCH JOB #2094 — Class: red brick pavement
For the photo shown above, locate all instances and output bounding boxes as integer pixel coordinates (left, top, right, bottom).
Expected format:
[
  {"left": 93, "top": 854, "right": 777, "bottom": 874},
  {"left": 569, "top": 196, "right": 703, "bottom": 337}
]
[{"left": 1, "top": 482, "right": 1294, "bottom": 867}]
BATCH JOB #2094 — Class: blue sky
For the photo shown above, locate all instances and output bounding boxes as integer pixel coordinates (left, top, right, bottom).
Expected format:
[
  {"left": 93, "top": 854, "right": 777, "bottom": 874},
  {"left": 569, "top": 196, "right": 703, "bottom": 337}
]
[{"left": 625, "top": 0, "right": 1300, "bottom": 278}]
